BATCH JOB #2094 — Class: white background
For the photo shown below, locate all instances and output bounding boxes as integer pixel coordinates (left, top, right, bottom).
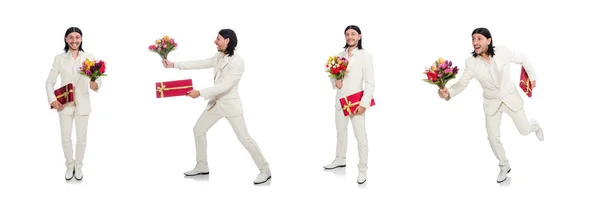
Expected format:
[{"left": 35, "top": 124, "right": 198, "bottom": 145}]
[{"left": 1, "top": 0, "right": 598, "bottom": 196}]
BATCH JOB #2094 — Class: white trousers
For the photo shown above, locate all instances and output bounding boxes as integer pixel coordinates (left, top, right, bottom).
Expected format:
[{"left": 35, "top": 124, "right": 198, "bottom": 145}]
[
  {"left": 334, "top": 109, "right": 368, "bottom": 171},
  {"left": 485, "top": 103, "right": 540, "bottom": 169},
  {"left": 58, "top": 113, "right": 89, "bottom": 169},
  {"left": 192, "top": 108, "right": 269, "bottom": 170}
]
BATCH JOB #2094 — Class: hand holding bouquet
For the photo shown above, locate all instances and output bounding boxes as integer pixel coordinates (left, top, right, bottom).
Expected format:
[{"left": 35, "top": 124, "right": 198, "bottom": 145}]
[
  {"left": 423, "top": 57, "right": 459, "bottom": 89},
  {"left": 80, "top": 58, "right": 107, "bottom": 82},
  {"left": 149, "top": 35, "right": 178, "bottom": 60},
  {"left": 325, "top": 56, "right": 349, "bottom": 80}
]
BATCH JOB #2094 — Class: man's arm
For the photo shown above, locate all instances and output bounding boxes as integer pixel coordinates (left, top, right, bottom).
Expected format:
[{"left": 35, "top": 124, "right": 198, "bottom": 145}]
[
  {"left": 46, "top": 56, "right": 60, "bottom": 105},
  {"left": 447, "top": 60, "right": 475, "bottom": 99},
  {"left": 507, "top": 47, "right": 537, "bottom": 81},
  {"left": 199, "top": 58, "right": 244, "bottom": 100},
  {"left": 175, "top": 54, "right": 217, "bottom": 70},
  {"left": 359, "top": 53, "right": 375, "bottom": 108}
]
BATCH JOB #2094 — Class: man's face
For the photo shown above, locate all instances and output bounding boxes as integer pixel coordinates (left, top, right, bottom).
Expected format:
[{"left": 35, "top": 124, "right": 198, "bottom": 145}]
[
  {"left": 65, "top": 32, "right": 82, "bottom": 51},
  {"left": 214, "top": 34, "right": 229, "bottom": 52},
  {"left": 345, "top": 29, "right": 361, "bottom": 47},
  {"left": 472, "top": 33, "right": 491, "bottom": 56}
]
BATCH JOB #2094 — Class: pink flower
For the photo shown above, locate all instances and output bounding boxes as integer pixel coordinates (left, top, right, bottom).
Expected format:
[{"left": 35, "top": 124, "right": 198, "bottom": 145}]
[
  {"left": 162, "top": 44, "right": 166, "bottom": 48},
  {"left": 170, "top": 39, "right": 174, "bottom": 44},
  {"left": 440, "top": 62, "right": 447, "bottom": 70},
  {"left": 158, "top": 47, "right": 162, "bottom": 51},
  {"left": 444, "top": 68, "right": 452, "bottom": 74},
  {"left": 174, "top": 43, "right": 178, "bottom": 47}
]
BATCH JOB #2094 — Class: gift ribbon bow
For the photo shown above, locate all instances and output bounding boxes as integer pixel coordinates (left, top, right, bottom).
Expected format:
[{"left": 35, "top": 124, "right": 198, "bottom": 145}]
[
  {"left": 156, "top": 82, "right": 193, "bottom": 98},
  {"left": 56, "top": 86, "right": 73, "bottom": 102},
  {"left": 342, "top": 97, "right": 360, "bottom": 115},
  {"left": 520, "top": 78, "right": 532, "bottom": 94}
]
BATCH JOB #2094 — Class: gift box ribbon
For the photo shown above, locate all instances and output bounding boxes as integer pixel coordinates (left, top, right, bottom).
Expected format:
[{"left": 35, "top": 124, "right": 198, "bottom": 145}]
[
  {"left": 156, "top": 82, "right": 193, "bottom": 98},
  {"left": 57, "top": 86, "right": 73, "bottom": 102},
  {"left": 520, "top": 78, "right": 532, "bottom": 94},
  {"left": 342, "top": 97, "right": 360, "bottom": 115}
]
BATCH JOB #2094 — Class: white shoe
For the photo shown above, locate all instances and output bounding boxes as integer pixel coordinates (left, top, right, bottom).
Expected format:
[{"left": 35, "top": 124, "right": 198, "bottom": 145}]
[
  {"left": 323, "top": 158, "right": 346, "bottom": 169},
  {"left": 65, "top": 167, "right": 74, "bottom": 180},
  {"left": 183, "top": 165, "right": 209, "bottom": 176},
  {"left": 74, "top": 168, "right": 83, "bottom": 180},
  {"left": 532, "top": 119, "right": 544, "bottom": 141},
  {"left": 253, "top": 169, "right": 271, "bottom": 184},
  {"left": 357, "top": 171, "right": 367, "bottom": 184},
  {"left": 496, "top": 166, "right": 511, "bottom": 183}
]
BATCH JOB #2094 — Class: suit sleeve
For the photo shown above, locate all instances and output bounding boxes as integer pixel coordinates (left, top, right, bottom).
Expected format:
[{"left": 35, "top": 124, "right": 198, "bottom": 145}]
[
  {"left": 175, "top": 54, "right": 217, "bottom": 70},
  {"left": 199, "top": 58, "right": 244, "bottom": 100},
  {"left": 46, "top": 56, "right": 60, "bottom": 105},
  {"left": 507, "top": 47, "right": 537, "bottom": 81},
  {"left": 359, "top": 53, "right": 375, "bottom": 108},
  {"left": 330, "top": 77, "right": 337, "bottom": 89},
  {"left": 447, "top": 59, "right": 475, "bottom": 99}
]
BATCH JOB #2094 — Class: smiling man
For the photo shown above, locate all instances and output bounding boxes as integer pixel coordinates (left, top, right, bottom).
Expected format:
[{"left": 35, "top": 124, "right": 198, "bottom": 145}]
[
  {"left": 323, "top": 25, "right": 375, "bottom": 185},
  {"left": 438, "top": 27, "right": 545, "bottom": 183},
  {"left": 45, "top": 27, "right": 102, "bottom": 181},
  {"left": 162, "top": 29, "right": 271, "bottom": 185}
]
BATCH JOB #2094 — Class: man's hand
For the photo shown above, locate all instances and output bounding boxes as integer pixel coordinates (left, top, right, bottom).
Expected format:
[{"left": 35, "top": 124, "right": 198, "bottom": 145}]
[
  {"left": 354, "top": 106, "right": 366, "bottom": 115},
  {"left": 335, "top": 79, "right": 343, "bottom": 89},
  {"left": 163, "top": 59, "right": 174, "bottom": 68},
  {"left": 187, "top": 90, "right": 200, "bottom": 99},
  {"left": 51, "top": 101, "right": 64, "bottom": 111},
  {"left": 90, "top": 81, "right": 99, "bottom": 91},
  {"left": 438, "top": 88, "right": 449, "bottom": 100},
  {"left": 531, "top": 80, "right": 536, "bottom": 89}
]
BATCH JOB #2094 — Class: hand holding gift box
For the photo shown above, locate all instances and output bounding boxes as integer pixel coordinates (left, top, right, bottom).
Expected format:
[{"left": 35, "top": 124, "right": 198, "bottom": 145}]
[
  {"left": 156, "top": 79, "right": 194, "bottom": 98},
  {"left": 149, "top": 35, "right": 178, "bottom": 60},
  {"left": 51, "top": 83, "right": 74, "bottom": 109},
  {"left": 339, "top": 90, "right": 375, "bottom": 116},
  {"left": 519, "top": 66, "right": 533, "bottom": 97}
]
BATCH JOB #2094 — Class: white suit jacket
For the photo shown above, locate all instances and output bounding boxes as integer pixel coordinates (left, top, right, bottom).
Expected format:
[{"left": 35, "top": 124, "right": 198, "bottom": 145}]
[
  {"left": 448, "top": 45, "right": 537, "bottom": 115},
  {"left": 46, "top": 51, "right": 102, "bottom": 116},
  {"left": 175, "top": 52, "right": 245, "bottom": 117},
  {"left": 330, "top": 49, "right": 375, "bottom": 111}
]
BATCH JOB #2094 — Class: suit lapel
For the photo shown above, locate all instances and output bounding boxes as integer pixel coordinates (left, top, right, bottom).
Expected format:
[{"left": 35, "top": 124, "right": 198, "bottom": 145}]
[{"left": 214, "top": 56, "right": 231, "bottom": 80}]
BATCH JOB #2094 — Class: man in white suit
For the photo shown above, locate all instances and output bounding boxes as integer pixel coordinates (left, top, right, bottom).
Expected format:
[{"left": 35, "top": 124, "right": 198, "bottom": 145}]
[
  {"left": 438, "top": 27, "right": 544, "bottom": 183},
  {"left": 45, "top": 27, "right": 102, "bottom": 181},
  {"left": 323, "top": 25, "right": 375, "bottom": 184},
  {"left": 162, "top": 29, "right": 271, "bottom": 184}
]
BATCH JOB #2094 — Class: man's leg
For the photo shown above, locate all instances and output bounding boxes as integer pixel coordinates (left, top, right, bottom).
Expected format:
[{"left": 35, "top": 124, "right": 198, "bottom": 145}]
[
  {"left": 350, "top": 113, "right": 368, "bottom": 184},
  {"left": 505, "top": 106, "right": 544, "bottom": 141},
  {"left": 58, "top": 114, "right": 75, "bottom": 180},
  {"left": 324, "top": 109, "right": 350, "bottom": 169},
  {"left": 73, "top": 114, "right": 89, "bottom": 180},
  {"left": 184, "top": 110, "right": 222, "bottom": 176},
  {"left": 226, "top": 115, "right": 271, "bottom": 184},
  {"left": 485, "top": 106, "right": 510, "bottom": 183}
]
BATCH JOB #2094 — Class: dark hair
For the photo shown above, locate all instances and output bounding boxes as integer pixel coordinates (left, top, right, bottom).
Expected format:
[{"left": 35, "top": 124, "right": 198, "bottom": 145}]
[
  {"left": 218, "top": 29, "right": 237, "bottom": 56},
  {"left": 471, "top": 27, "right": 494, "bottom": 57},
  {"left": 343, "top": 25, "right": 363, "bottom": 50},
  {"left": 63, "top": 27, "right": 84, "bottom": 53}
]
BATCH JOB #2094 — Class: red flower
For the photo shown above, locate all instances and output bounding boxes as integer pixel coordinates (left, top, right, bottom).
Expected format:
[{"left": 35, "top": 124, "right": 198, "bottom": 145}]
[
  {"left": 426, "top": 71, "right": 438, "bottom": 82},
  {"left": 100, "top": 64, "right": 106, "bottom": 73}
]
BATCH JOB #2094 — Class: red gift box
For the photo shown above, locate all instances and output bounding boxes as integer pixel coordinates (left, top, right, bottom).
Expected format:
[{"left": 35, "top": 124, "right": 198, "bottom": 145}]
[
  {"left": 51, "top": 83, "right": 74, "bottom": 109},
  {"left": 156, "top": 79, "right": 193, "bottom": 98},
  {"left": 339, "top": 90, "right": 375, "bottom": 116},
  {"left": 519, "top": 66, "right": 532, "bottom": 97}
]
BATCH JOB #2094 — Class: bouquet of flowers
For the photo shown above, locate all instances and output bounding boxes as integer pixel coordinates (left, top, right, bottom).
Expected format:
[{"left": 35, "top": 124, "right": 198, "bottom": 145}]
[
  {"left": 80, "top": 58, "right": 107, "bottom": 82},
  {"left": 325, "top": 56, "right": 349, "bottom": 80},
  {"left": 423, "top": 57, "right": 459, "bottom": 89},
  {"left": 148, "top": 35, "right": 178, "bottom": 59}
]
